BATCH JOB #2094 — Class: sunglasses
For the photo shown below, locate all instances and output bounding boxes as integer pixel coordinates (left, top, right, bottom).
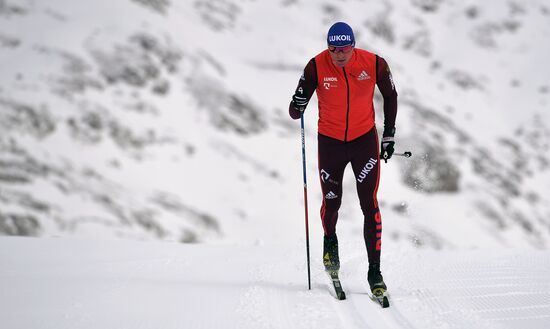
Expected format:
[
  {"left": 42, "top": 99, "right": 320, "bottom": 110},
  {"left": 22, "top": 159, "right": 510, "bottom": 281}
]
[{"left": 328, "top": 45, "right": 353, "bottom": 53}]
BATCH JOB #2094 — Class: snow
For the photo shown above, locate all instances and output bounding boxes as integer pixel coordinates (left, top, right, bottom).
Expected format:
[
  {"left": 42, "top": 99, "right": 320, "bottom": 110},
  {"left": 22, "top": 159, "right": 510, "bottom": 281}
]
[
  {"left": 2, "top": 1, "right": 550, "bottom": 327},
  {"left": 1, "top": 236, "right": 549, "bottom": 329}
]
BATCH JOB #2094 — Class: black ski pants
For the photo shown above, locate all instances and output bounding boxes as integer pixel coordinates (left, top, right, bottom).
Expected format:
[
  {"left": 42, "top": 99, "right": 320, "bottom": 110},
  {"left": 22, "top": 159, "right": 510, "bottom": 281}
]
[{"left": 318, "top": 127, "right": 382, "bottom": 264}]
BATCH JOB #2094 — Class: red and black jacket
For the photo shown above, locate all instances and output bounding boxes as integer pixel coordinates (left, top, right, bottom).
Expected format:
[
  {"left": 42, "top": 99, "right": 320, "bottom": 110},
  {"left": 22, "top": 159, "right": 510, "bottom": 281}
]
[{"left": 289, "top": 48, "right": 397, "bottom": 142}]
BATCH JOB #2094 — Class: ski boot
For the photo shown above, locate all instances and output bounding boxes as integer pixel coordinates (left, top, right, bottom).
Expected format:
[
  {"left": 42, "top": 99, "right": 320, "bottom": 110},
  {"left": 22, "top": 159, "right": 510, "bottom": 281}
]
[
  {"left": 323, "top": 234, "right": 340, "bottom": 271},
  {"left": 323, "top": 234, "right": 345, "bottom": 300},
  {"left": 368, "top": 263, "right": 390, "bottom": 308}
]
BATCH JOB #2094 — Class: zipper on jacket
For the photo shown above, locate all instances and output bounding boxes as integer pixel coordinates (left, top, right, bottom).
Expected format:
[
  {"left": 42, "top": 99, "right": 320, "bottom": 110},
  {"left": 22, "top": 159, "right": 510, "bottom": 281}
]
[{"left": 343, "top": 67, "right": 350, "bottom": 142}]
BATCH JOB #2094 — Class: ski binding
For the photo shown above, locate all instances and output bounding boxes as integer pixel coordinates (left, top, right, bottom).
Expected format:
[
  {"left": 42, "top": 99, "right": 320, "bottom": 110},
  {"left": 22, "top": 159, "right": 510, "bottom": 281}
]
[
  {"left": 326, "top": 270, "right": 346, "bottom": 300},
  {"left": 371, "top": 288, "right": 390, "bottom": 308}
]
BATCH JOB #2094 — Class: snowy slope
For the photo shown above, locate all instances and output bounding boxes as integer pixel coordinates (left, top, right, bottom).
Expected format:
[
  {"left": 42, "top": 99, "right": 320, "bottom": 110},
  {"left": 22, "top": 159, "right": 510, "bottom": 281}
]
[
  {"left": 1, "top": 2, "right": 550, "bottom": 250},
  {"left": 2, "top": 2, "right": 550, "bottom": 327},
  {"left": 1, "top": 236, "right": 550, "bottom": 329}
]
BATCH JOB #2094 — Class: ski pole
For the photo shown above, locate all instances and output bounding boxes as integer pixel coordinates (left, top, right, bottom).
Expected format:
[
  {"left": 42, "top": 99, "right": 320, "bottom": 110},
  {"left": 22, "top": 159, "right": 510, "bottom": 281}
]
[
  {"left": 382, "top": 151, "right": 412, "bottom": 162},
  {"left": 300, "top": 112, "right": 311, "bottom": 290},
  {"left": 394, "top": 151, "right": 412, "bottom": 158}
]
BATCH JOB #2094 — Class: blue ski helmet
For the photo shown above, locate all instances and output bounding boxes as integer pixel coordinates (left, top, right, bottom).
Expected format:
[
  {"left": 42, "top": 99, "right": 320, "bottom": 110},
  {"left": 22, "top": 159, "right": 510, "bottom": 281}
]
[{"left": 327, "top": 22, "right": 355, "bottom": 47}]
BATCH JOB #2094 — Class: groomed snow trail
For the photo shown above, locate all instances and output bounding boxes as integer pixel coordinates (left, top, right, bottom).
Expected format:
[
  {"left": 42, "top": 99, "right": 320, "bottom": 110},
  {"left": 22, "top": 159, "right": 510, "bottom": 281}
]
[
  {"left": 1, "top": 237, "right": 549, "bottom": 329},
  {"left": 385, "top": 249, "right": 550, "bottom": 329}
]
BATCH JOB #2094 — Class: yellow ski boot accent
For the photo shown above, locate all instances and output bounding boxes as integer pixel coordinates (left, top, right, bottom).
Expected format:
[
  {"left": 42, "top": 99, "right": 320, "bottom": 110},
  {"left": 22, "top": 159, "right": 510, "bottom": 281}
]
[{"left": 372, "top": 287, "right": 386, "bottom": 297}]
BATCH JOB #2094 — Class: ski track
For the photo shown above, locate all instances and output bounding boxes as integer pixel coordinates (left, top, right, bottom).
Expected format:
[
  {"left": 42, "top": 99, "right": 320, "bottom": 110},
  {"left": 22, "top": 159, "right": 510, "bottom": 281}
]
[
  {"left": 322, "top": 271, "right": 374, "bottom": 329},
  {"left": 2, "top": 238, "right": 550, "bottom": 329},
  {"left": 345, "top": 271, "right": 419, "bottom": 329},
  {"left": 333, "top": 294, "right": 374, "bottom": 329},
  {"left": 225, "top": 247, "right": 550, "bottom": 329},
  {"left": 241, "top": 251, "right": 419, "bottom": 329},
  {"left": 388, "top": 250, "right": 550, "bottom": 329}
]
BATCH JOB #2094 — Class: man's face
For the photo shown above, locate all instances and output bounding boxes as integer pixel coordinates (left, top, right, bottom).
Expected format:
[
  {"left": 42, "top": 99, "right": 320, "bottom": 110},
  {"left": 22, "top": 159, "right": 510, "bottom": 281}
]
[{"left": 328, "top": 45, "right": 354, "bottom": 67}]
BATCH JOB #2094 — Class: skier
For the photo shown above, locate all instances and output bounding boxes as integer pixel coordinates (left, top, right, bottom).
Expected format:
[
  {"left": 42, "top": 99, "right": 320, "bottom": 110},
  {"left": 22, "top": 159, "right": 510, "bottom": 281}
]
[{"left": 289, "top": 22, "right": 398, "bottom": 298}]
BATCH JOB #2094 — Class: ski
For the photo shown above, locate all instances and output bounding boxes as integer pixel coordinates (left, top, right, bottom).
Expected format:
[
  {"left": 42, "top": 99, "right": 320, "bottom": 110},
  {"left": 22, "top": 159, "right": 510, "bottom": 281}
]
[
  {"left": 371, "top": 288, "right": 390, "bottom": 308},
  {"left": 326, "top": 270, "right": 346, "bottom": 300}
]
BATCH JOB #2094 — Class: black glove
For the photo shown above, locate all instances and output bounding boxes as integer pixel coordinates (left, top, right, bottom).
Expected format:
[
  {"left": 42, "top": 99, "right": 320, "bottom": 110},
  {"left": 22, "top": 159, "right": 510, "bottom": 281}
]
[
  {"left": 381, "top": 127, "right": 395, "bottom": 163},
  {"left": 292, "top": 90, "right": 308, "bottom": 113}
]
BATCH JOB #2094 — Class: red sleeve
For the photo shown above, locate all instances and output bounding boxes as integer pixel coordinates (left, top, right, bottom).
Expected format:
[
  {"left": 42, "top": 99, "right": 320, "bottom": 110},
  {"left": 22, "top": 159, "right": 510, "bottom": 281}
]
[
  {"left": 289, "top": 58, "right": 318, "bottom": 120},
  {"left": 376, "top": 56, "right": 398, "bottom": 135}
]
